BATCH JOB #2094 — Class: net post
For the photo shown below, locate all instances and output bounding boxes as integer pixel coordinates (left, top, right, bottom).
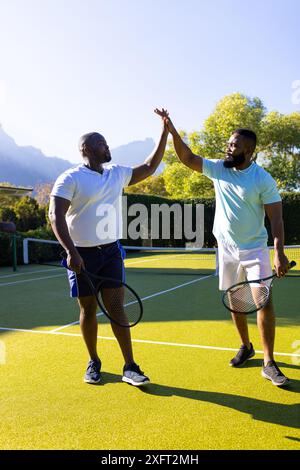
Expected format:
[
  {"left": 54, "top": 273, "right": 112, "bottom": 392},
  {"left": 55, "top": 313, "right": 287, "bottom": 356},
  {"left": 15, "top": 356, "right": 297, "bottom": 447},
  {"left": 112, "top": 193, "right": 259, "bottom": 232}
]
[
  {"left": 23, "top": 238, "right": 29, "bottom": 264},
  {"left": 215, "top": 248, "right": 219, "bottom": 276},
  {"left": 12, "top": 233, "right": 17, "bottom": 272}
]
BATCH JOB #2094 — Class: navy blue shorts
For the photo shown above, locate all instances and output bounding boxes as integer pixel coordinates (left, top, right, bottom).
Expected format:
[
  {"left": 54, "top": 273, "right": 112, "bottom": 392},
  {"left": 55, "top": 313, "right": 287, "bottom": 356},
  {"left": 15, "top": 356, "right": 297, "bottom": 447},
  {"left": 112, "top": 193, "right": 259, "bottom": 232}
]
[{"left": 67, "top": 241, "right": 126, "bottom": 298}]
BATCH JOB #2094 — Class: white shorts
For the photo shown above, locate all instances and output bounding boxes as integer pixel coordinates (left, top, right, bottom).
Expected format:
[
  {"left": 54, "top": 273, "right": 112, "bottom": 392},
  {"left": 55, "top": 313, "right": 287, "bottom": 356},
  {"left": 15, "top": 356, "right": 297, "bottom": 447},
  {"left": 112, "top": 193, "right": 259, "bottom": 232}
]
[{"left": 218, "top": 243, "right": 272, "bottom": 291}]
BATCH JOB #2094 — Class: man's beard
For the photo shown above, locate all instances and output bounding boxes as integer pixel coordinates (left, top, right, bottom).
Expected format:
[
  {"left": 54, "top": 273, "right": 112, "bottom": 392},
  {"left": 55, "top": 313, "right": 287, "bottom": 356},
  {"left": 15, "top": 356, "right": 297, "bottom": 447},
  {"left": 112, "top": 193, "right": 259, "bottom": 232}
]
[{"left": 223, "top": 152, "right": 246, "bottom": 168}]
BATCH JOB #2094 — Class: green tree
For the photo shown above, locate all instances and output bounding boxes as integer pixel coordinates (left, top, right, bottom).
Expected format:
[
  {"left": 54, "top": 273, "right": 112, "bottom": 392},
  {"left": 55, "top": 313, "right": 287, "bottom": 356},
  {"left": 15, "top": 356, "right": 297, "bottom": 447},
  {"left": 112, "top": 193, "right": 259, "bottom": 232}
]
[
  {"left": 163, "top": 162, "right": 214, "bottom": 198},
  {"left": 0, "top": 206, "right": 17, "bottom": 224},
  {"left": 164, "top": 131, "right": 203, "bottom": 165},
  {"left": 162, "top": 93, "right": 266, "bottom": 198},
  {"left": 201, "top": 93, "right": 266, "bottom": 158},
  {"left": 125, "top": 174, "right": 167, "bottom": 196},
  {"left": 259, "top": 111, "right": 300, "bottom": 190},
  {"left": 163, "top": 93, "right": 300, "bottom": 195},
  {"left": 14, "top": 196, "right": 46, "bottom": 231}
]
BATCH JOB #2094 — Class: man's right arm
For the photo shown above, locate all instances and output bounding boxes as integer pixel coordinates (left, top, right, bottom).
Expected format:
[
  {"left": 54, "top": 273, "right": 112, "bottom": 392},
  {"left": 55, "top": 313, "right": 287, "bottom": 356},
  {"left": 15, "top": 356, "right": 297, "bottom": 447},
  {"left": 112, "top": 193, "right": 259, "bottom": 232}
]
[
  {"left": 154, "top": 109, "right": 203, "bottom": 173},
  {"left": 48, "top": 196, "right": 84, "bottom": 273},
  {"left": 171, "top": 126, "right": 203, "bottom": 173}
]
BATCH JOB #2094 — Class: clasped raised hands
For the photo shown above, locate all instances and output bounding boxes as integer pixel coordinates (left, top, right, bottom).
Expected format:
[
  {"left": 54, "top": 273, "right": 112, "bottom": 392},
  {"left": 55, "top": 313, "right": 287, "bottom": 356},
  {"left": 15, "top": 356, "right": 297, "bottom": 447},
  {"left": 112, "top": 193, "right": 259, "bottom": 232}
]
[{"left": 154, "top": 108, "right": 176, "bottom": 135}]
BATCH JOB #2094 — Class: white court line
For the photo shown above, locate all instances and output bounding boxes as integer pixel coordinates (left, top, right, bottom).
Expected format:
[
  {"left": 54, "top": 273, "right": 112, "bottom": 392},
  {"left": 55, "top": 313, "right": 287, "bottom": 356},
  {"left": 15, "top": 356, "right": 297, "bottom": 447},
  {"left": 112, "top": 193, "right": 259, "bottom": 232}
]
[
  {"left": 0, "top": 267, "right": 61, "bottom": 279},
  {"left": 50, "top": 274, "right": 213, "bottom": 333},
  {"left": 0, "top": 273, "right": 65, "bottom": 287},
  {"left": 0, "top": 251, "right": 211, "bottom": 278},
  {"left": 0, "top": 257, "right": 177, "bottom": 280},
  {"left": 0, "top": 256, "right": 213, "bottom": 286},
  {"left": 0, "top": 326, "right": 299, "bottom": 358}
]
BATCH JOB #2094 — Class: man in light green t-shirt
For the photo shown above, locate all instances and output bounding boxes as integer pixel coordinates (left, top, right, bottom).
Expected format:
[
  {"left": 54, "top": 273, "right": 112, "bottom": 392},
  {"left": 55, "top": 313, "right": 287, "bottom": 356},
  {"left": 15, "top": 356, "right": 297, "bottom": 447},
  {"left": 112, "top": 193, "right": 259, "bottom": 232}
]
[{"left": 155, "top": 108, "right": 290, "bottom": 387}]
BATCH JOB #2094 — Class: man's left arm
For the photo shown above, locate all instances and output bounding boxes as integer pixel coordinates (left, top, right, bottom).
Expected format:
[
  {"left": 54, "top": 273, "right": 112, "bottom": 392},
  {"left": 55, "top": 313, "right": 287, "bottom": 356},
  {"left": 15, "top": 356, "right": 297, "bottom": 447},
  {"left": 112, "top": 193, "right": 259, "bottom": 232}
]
[
  {"left": 264, "top": 201, "right": 289, "bottom": 277},
  {"left": 128, "top": 125, "right": 169, "bottom": 186}
]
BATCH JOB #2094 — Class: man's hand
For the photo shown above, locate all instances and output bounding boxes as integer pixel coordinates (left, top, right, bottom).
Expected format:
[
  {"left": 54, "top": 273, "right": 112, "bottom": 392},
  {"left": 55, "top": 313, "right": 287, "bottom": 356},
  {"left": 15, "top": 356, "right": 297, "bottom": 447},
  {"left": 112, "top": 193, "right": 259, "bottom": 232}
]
[
  {"left": 155, "top": 108, "right": 203, "bottom": 173},
  {"left": 67, "top": 248, "right": 85, "bottom": 274},
  {"left": 274, "top": 251, "right": 290, "bottom": 277},
  {"left": 154, "top": 108, "right": 176, "bottom": 135}
]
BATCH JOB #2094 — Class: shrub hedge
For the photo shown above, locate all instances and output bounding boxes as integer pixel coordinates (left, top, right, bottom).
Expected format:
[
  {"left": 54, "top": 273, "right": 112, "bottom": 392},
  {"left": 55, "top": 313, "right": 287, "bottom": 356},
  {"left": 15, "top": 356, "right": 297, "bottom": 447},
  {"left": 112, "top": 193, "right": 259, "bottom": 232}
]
[{"left": 0, "top": 192, "right": 299, "bottom": 267}]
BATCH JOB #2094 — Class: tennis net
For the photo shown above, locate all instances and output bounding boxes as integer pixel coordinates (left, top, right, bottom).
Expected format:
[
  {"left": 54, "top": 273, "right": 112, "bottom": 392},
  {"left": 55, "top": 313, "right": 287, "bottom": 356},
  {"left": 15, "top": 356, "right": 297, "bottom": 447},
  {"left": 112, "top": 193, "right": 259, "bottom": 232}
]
[
  {"left": 22, "top": 238, "right": 218, "bottom": 276},
  {"left": 123, "top": 246, "right": 218, "bottom": 276},
  {"left": 23, "top": 238, "right": 300, "bottom": 277}
]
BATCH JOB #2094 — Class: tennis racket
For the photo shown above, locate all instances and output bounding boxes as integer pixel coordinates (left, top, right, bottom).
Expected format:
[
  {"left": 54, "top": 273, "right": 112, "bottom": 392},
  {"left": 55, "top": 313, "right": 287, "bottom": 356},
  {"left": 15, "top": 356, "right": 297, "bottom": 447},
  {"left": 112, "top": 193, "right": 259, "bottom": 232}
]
[
  {"left": 222, "top": 261, "right": 296, "bottom": 315},
  {"left": 61, "top": 258, "right": 143, "bottom": 328}
]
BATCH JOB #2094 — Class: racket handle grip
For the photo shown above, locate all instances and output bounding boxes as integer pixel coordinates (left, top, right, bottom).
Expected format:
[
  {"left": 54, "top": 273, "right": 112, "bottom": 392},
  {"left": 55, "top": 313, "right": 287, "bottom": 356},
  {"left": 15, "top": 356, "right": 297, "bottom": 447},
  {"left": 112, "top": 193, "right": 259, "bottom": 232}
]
[{"left": 289, "top": 260, "right": 297, "bottom": 269}]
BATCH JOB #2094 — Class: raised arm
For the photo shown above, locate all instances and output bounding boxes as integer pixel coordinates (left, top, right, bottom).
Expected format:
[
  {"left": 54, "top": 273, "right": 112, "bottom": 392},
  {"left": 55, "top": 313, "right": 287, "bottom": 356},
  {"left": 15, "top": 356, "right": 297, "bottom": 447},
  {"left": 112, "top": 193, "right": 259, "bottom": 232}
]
[
  {"left": 48, "top": 196, "right": 84, "bottom": 273},
  {"left": 154, "top": 108, "right": 203, "bottom": 173},
  {"left": 128, "top": 111, "right": 169, "bottom": 186},
  {"left": 264, "top": 201, "right": 289, "bottom": 277}
]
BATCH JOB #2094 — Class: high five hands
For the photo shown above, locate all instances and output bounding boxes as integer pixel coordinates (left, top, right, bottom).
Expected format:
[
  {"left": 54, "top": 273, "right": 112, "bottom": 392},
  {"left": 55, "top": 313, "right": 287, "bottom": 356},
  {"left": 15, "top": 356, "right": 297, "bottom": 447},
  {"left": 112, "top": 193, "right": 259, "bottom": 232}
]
[{"left": 154, "top": 108, "right": 176, "bottom": 135}]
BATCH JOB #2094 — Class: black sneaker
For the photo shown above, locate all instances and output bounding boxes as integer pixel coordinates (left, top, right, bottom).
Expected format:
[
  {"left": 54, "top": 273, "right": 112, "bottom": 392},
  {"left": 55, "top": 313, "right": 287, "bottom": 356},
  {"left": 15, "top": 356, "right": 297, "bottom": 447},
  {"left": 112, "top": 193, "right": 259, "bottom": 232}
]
[
  {"left": 229, "top": 343, "right": 255, "bottom": 367},
  {"left": 122, "top": 363, "right": 150, "bottom": 386},
  {"left": 261, "top": 360, "right": 289, "bottom": 387},
  {"left": 84, "top": 358, "right": 102, "bottom": 384}
]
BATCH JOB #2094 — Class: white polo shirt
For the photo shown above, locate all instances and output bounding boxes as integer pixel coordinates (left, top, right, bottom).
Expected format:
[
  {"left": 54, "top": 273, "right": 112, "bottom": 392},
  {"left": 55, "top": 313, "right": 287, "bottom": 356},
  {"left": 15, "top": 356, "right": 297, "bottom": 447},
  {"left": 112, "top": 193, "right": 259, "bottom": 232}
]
[{"left": 50, "top": 164, "right": 133, "bottom": 247}]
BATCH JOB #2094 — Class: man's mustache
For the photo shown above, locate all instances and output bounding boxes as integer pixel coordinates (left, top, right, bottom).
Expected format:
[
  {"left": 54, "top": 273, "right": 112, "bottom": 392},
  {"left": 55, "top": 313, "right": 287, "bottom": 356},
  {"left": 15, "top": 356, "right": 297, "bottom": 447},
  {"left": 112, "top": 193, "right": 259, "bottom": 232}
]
[{"left": 223, "top": 152, "right": 246, "bottom": 168}]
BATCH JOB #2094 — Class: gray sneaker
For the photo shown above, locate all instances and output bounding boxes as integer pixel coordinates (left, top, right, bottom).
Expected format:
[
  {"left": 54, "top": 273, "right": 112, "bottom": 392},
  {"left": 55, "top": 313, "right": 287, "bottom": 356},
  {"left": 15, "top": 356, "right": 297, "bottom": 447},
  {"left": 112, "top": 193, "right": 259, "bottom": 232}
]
[
  {"left": 122, "top": 363, "right": 150, "bottom": 386},
  {"left": 229, "top": 343, "right": 255, "bottom": 367},
  {"left": 84, "top": 359, "right": 102, "bottom": 384},
  {"left": 261, "top": 360, "right": 289, "bottom": 387}
]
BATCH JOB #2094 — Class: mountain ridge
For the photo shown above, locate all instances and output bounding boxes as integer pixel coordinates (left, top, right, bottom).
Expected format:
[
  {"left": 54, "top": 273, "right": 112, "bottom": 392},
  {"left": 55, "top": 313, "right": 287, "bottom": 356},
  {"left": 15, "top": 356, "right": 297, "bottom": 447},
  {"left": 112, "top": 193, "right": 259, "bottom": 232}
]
[{"left": 0, "top": 127, "right": 155, "bottom": 186}]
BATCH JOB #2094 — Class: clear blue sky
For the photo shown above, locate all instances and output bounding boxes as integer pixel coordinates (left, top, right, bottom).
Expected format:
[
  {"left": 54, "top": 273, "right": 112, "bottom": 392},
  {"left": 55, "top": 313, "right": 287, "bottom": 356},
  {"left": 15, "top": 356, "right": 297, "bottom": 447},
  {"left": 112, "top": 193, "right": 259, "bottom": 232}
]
[{"left": 0, "top": 0, "right": 299, "bottom": 163}]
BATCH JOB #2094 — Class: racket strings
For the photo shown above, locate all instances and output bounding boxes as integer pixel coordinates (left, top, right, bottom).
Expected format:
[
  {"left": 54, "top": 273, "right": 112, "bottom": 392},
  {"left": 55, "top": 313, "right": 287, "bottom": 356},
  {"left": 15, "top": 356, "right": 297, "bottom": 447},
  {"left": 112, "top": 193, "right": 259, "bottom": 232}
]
[
  {"left": 223, "top": 282, "right": 270, "bottom": 314},
  {"left": 100, "top": 285, "right": 141, "bottom": 327}
]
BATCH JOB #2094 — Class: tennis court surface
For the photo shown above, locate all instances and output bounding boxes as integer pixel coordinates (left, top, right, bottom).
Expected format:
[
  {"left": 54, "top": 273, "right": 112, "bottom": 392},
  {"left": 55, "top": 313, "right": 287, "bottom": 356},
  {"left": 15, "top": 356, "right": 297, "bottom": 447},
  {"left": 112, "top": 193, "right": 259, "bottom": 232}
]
[{"left": 0, "top": 246, "right": 299, "bottom": 450}]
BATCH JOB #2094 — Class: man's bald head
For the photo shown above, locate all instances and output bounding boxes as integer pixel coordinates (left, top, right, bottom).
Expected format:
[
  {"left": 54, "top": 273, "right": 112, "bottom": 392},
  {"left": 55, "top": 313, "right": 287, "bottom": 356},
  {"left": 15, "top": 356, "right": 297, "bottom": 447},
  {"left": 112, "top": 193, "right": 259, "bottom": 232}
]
[
  {"left": 78, "top": 132, "right": 106, "bottom": 155},
  {"left": 78, "top": 131, "right": 111, "bottom": 165}
]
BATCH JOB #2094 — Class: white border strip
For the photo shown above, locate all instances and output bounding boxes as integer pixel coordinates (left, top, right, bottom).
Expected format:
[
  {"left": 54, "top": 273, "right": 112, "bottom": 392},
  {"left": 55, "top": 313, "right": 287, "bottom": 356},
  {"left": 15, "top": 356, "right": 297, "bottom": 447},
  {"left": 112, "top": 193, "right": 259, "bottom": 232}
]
[
  {"left": 0, "top": 273, "right": 64, "bottom": 287},
  {"left": 0, "top": 267, "right": 61, "bottom": 279},
  {"left": 0, "top": 326, "right": 299, "bottom": 358}
]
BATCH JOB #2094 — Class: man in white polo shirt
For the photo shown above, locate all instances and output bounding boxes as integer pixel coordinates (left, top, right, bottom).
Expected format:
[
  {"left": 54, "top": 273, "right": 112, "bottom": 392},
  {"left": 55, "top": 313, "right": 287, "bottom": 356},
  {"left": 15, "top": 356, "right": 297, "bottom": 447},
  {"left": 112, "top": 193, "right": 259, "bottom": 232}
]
[
  {"left": 49, "top": 110, "right": 169, "bottom": 386},
  {"left": 155, "top": 108, "right": 290, "bottom": 387}
]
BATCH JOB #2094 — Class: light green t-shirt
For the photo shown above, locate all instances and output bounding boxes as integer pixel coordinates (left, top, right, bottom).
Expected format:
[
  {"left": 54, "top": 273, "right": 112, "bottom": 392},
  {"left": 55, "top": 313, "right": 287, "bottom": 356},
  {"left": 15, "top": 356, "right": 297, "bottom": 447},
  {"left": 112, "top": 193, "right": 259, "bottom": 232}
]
[{"left": 202, "top": 159, "right": 281, "bottom": 249}]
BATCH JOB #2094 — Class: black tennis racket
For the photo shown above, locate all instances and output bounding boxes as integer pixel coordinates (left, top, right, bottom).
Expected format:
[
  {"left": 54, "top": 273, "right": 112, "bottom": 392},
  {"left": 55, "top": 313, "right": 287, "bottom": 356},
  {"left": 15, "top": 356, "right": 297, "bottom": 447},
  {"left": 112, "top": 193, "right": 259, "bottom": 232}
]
[
  {"left": 222, "top": 261, "right": 296, "bottom": 315},
  {"left": 61, "top": 258, "right": 143, "bottom": 328}
]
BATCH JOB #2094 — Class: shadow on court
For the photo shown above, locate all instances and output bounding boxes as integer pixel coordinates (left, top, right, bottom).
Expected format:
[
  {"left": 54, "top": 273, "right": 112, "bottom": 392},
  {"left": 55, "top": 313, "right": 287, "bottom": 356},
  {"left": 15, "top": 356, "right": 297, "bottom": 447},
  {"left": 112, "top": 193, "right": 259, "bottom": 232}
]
[
  {"left": 243, "top": 359, "right": 300, "bottom": 373},
  {"left": 285, "top": 436, "right": 300, "bottom": 442},
  {"left": 100, "top": 371, "right": 300, "bottom": 430}
]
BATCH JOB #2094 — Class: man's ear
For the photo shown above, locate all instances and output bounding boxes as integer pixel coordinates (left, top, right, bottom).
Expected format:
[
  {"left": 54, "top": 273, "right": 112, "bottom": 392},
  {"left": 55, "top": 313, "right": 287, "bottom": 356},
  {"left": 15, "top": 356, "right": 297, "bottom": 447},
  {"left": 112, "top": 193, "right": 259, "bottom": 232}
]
[
  {"left": 245, "top": 140, "right": 255, "bottom": 158},
  {"left": 82, "top": 144, "right": 90, "bottom": 157}
]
